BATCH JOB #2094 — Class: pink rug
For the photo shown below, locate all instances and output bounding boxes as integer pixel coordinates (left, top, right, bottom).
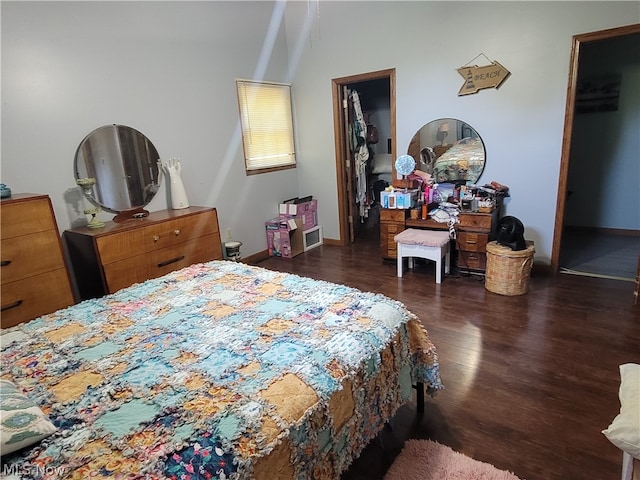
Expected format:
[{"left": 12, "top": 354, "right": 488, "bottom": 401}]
[{"left": 384, "top": 439, "right": 524, "bottom": 480}]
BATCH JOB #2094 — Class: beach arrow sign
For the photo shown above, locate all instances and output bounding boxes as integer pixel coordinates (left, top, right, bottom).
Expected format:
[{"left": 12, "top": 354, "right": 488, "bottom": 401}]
[{"left": 457, "top": 61, "right": 511, "bottom": 96}]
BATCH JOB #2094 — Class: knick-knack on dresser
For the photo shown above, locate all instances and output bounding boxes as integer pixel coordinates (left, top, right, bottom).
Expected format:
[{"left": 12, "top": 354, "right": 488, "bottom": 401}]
[{"left": 159, "top": 157, "right": 190, "bottom": 209}]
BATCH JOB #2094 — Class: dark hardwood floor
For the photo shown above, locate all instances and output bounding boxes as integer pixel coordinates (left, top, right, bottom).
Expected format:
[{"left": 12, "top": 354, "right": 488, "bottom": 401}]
[{"left": 256, "top": 230, "right": 639, "bottom": 480}]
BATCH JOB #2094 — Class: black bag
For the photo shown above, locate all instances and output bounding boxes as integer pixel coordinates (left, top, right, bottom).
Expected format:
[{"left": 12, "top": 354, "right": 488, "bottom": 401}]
[{"left": 366, "top": 125, "right": 379, "bottom": 144}]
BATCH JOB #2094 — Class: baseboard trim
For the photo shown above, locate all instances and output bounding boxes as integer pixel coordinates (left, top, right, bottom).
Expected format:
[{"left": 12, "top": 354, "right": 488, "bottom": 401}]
[
  {"left": 564, "top": 225, "right": 640, "bottom": 237},
  {"left": 559, "top": 267, "right": 635, "bottom": 283},
  {"left": 244, "top": 250, "right": 270, "bottom": 265},
  {"left": 532, "top": 262, "right": 553, "bottom": 276},
  {"left": 244, "top": 238, "right": 340, "bottom": 265},
  {"left": 323, "top": 238, "right": 340, "bottom": 246}
]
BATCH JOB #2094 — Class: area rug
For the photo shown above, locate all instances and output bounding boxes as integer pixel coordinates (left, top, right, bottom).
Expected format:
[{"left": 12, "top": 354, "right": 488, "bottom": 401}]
[{"left": 384, "top": 439, "right": 523, "bottom": 480}]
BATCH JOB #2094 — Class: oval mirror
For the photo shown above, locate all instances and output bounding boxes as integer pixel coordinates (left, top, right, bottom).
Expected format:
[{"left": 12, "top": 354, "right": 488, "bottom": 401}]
[
  {"left": 74, "top": 124, "right": 161, "bottom": 222},
  {"left": 407, "top": 118, "right": 485, "bottom": 185}
]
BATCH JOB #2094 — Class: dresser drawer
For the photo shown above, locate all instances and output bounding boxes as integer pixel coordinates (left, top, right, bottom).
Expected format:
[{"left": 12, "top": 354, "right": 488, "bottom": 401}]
[
  {"left": 102, "top": 234, "right": 221, "bottom": 294},
  {"left": 456, "top": 231, "right": 489, "bottom": 253},
  {"left": 1, "top": 269, "right": 75, "bottom": 329},
  {"left": 380, "top": 209, "right": 407, "bottom": 223},
  {"left": 457, "top": 251, "right": 487, "bottom": 271},
  {"left": 458, "top": 212, "right": 493, "bottom": 231},
  {"left": 1, "top": 230, "right": 67, "bottom": 284},
  {"left": 96, "top": 210, "right": 219, "bottom": 265},
  {"left": 381, "top": 223, "right": 405, "bottom": 257},
  {"left": 384, "top": 223, "right": 404, "bottom": 236},
  {"left": 64, "top": 207, "right": 222, "bottom": 300},
  {"left": 386, "top": 234, "right": 399, "bottom": 255},
  {"left": 1, "top": 196, "right": 56, "bottom": 239}
]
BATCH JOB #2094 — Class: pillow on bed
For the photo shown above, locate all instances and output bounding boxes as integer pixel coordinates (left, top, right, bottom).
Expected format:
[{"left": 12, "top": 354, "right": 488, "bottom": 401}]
[
  {"left": 0, "top": 379, "right": 57, "bottom": 456},
  {"left": 602, "top": 363, "right": 640, "bottom": 459},
  {"left": 371, "top": 153, "right": 392, "bottom": 174}
]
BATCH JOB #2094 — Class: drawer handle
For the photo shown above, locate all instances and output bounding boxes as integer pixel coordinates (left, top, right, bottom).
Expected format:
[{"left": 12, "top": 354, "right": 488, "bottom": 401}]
[
  {"left": 157, "top": 255, "right": 185, "bottom": 268},
  {"left": 1, "top": 260, "right": 11, "bottom": 267},
  {"left": 153, "top": 230, "right": 180, "bottom": 242},
  {"left": 1, "top": 300, "right": 23, "bottom": 312}
]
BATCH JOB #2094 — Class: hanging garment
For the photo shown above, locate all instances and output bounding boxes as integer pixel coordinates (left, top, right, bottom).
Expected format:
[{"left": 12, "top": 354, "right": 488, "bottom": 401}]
[{"left": 350, "top": 90, "right": 369, "bottom": 219}]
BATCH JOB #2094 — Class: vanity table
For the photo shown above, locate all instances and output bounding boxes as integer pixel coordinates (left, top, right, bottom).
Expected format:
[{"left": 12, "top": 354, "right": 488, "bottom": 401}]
[
  {"left": 380, "top": 206, "right": 500, "bottom": 275},
  {"left": 386, "top": 116, "right": 501, "bottom": 274},
  {"left": 64, "top": 207, "right": 223, "bottom": 300}
]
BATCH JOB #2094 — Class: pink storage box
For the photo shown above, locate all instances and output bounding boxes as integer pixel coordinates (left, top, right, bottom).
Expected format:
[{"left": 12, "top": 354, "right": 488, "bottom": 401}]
[
  {"left": 265, "top": 217, "right": 303, "bottom": 258},
  {"left": 279, "top": 199, "right": 318, "bottom": 231}
]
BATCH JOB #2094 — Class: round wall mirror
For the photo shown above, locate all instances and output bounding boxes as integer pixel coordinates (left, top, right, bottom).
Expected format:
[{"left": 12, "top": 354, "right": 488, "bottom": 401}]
[
  {"left": 74, "top": 124, "right": 161, "bottom": 222},
  {"left": 407, "top": 118, "right": 485, "bottom": 185}
]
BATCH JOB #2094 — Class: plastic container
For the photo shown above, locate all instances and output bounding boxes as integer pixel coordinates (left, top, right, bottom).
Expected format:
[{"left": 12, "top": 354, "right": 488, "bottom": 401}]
[
  {"left": 224, "top": 241, "right": 243, "bottom": 262},
  {"left": 0, "top": 184, "right": 11, "bottom": 199}
]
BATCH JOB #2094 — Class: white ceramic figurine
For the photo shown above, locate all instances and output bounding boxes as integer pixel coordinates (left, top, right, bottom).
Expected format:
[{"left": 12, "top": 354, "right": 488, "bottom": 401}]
[{"left": 159, "top": 157, "right": 190, "bottom": 209}]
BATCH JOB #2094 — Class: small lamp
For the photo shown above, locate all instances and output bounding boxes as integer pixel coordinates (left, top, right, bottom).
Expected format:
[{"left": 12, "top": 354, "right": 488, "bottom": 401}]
[{"left": 436, "top": 123, "right": 450, "bottom": 146}]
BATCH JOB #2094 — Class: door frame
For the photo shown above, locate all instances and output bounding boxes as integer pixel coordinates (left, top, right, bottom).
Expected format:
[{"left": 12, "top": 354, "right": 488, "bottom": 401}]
[
  {"left": 332, "top": 68, "right": 396, "bottom": 245},
  {"left": 551, "top": 23, "right": 640, "bottom": 272}
]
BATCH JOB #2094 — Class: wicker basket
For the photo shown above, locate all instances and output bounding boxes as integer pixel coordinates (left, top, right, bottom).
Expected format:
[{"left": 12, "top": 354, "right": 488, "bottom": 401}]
[{"left": 485, "top": 240, "right": 535, "bottom": 296}]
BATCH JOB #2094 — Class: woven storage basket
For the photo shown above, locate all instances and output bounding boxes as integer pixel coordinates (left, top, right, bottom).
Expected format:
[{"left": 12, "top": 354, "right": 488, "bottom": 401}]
[{"left": 485, "top": 240, "right": 535, "bottom": 296}]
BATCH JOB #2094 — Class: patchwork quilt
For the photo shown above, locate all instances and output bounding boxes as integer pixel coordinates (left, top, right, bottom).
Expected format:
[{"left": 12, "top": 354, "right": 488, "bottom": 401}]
[
  {"left": 433, "top": 136, "right": 485, "bottom": 183},
  {"left": 1, "top": 261, "right": 442, "bottom": 479}
]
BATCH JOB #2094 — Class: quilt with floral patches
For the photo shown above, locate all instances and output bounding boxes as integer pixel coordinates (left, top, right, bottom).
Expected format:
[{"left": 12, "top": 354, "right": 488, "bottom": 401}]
[{"left": 1, "top": 261, "right": 442, "bottom": 479}]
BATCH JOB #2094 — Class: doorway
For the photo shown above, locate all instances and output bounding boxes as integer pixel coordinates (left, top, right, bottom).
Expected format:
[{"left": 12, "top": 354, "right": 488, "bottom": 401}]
[
  {"left": 552, "top": 24, "right": 640, "bottom": 285},
  {"left": 332, "top": 69, "right": 396, "bottom": 245}
]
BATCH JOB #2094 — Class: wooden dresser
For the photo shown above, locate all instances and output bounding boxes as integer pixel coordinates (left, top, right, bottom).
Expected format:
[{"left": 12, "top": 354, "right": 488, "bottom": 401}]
[
  {"left": 1, "top": 194, "right": 75, "bottom": 328},
  {"left": 64, "top": 206, "right": 223, "bottom": 300},
  {"left": 455, "top": 210, "right": 500, "bottom": 274}
]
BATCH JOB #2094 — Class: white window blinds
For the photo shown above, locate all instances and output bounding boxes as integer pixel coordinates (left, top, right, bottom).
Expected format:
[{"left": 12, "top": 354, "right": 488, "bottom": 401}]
[{"left": 236, "top": 80, "right": 296, "bottom": 173}]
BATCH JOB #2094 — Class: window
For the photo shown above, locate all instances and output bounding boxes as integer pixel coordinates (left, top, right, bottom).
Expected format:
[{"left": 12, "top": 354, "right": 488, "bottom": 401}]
[{"left": 236, "top": 80, "right": 296, "bottom": 174}]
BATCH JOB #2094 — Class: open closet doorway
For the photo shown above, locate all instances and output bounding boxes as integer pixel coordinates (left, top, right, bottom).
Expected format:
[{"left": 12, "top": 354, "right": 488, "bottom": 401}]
[
  {"left": 552, "top": 24, "right": 640, "bottom": 293},
  {"left": 332, "top": 69, "right": 396, "bottom": 246}
]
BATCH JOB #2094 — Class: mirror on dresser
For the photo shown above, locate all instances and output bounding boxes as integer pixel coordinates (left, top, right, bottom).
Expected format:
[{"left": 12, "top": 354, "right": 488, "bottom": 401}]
[
  {"left": 407, "top": 118, "right": 486, "bottom": 185},
  {"left": 74, "top": 124, "right": 161, "bottom": 222},
  {"left": 66, "top": 125, "right": 224, "bottom": 301}
]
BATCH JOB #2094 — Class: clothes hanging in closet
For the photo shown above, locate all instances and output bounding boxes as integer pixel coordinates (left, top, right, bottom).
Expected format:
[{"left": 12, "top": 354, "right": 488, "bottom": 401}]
[{"left": 349, "top": 89, "right": 370, "bottom": 220}]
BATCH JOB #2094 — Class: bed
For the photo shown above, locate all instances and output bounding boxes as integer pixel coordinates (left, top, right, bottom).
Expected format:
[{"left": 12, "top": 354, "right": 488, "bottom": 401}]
[
  {"left": 433, "top": 137, "right": 485, "bottom": 183},
  {"left": 0, "top": 260, "right": 442, "bottom": 479}
]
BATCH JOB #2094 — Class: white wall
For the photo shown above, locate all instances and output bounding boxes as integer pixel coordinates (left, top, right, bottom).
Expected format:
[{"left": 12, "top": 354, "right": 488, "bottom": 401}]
[
  {"left": 285, "top": 1, "right": 639, "bottom": 264},
  {"left": 2, "top": 1, "right": 638, "bottom": 264},
  {"left": 1, "top": 1, "right": 298, "bottom": 257}
]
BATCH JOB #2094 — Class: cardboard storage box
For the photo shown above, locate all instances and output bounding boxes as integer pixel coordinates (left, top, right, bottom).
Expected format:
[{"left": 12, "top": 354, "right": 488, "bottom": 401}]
[
  {"left": 265, "top": 217, "right": 304, "bottom": 258},
  {"left": 380, "top": 190, "right": 418, "bottom": 209},
  {"left": 279, "top": 198, "right": 318, "bottom": 230},
  {"left": 396, "top": 190, "right": 417, "bottom": 209}
]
